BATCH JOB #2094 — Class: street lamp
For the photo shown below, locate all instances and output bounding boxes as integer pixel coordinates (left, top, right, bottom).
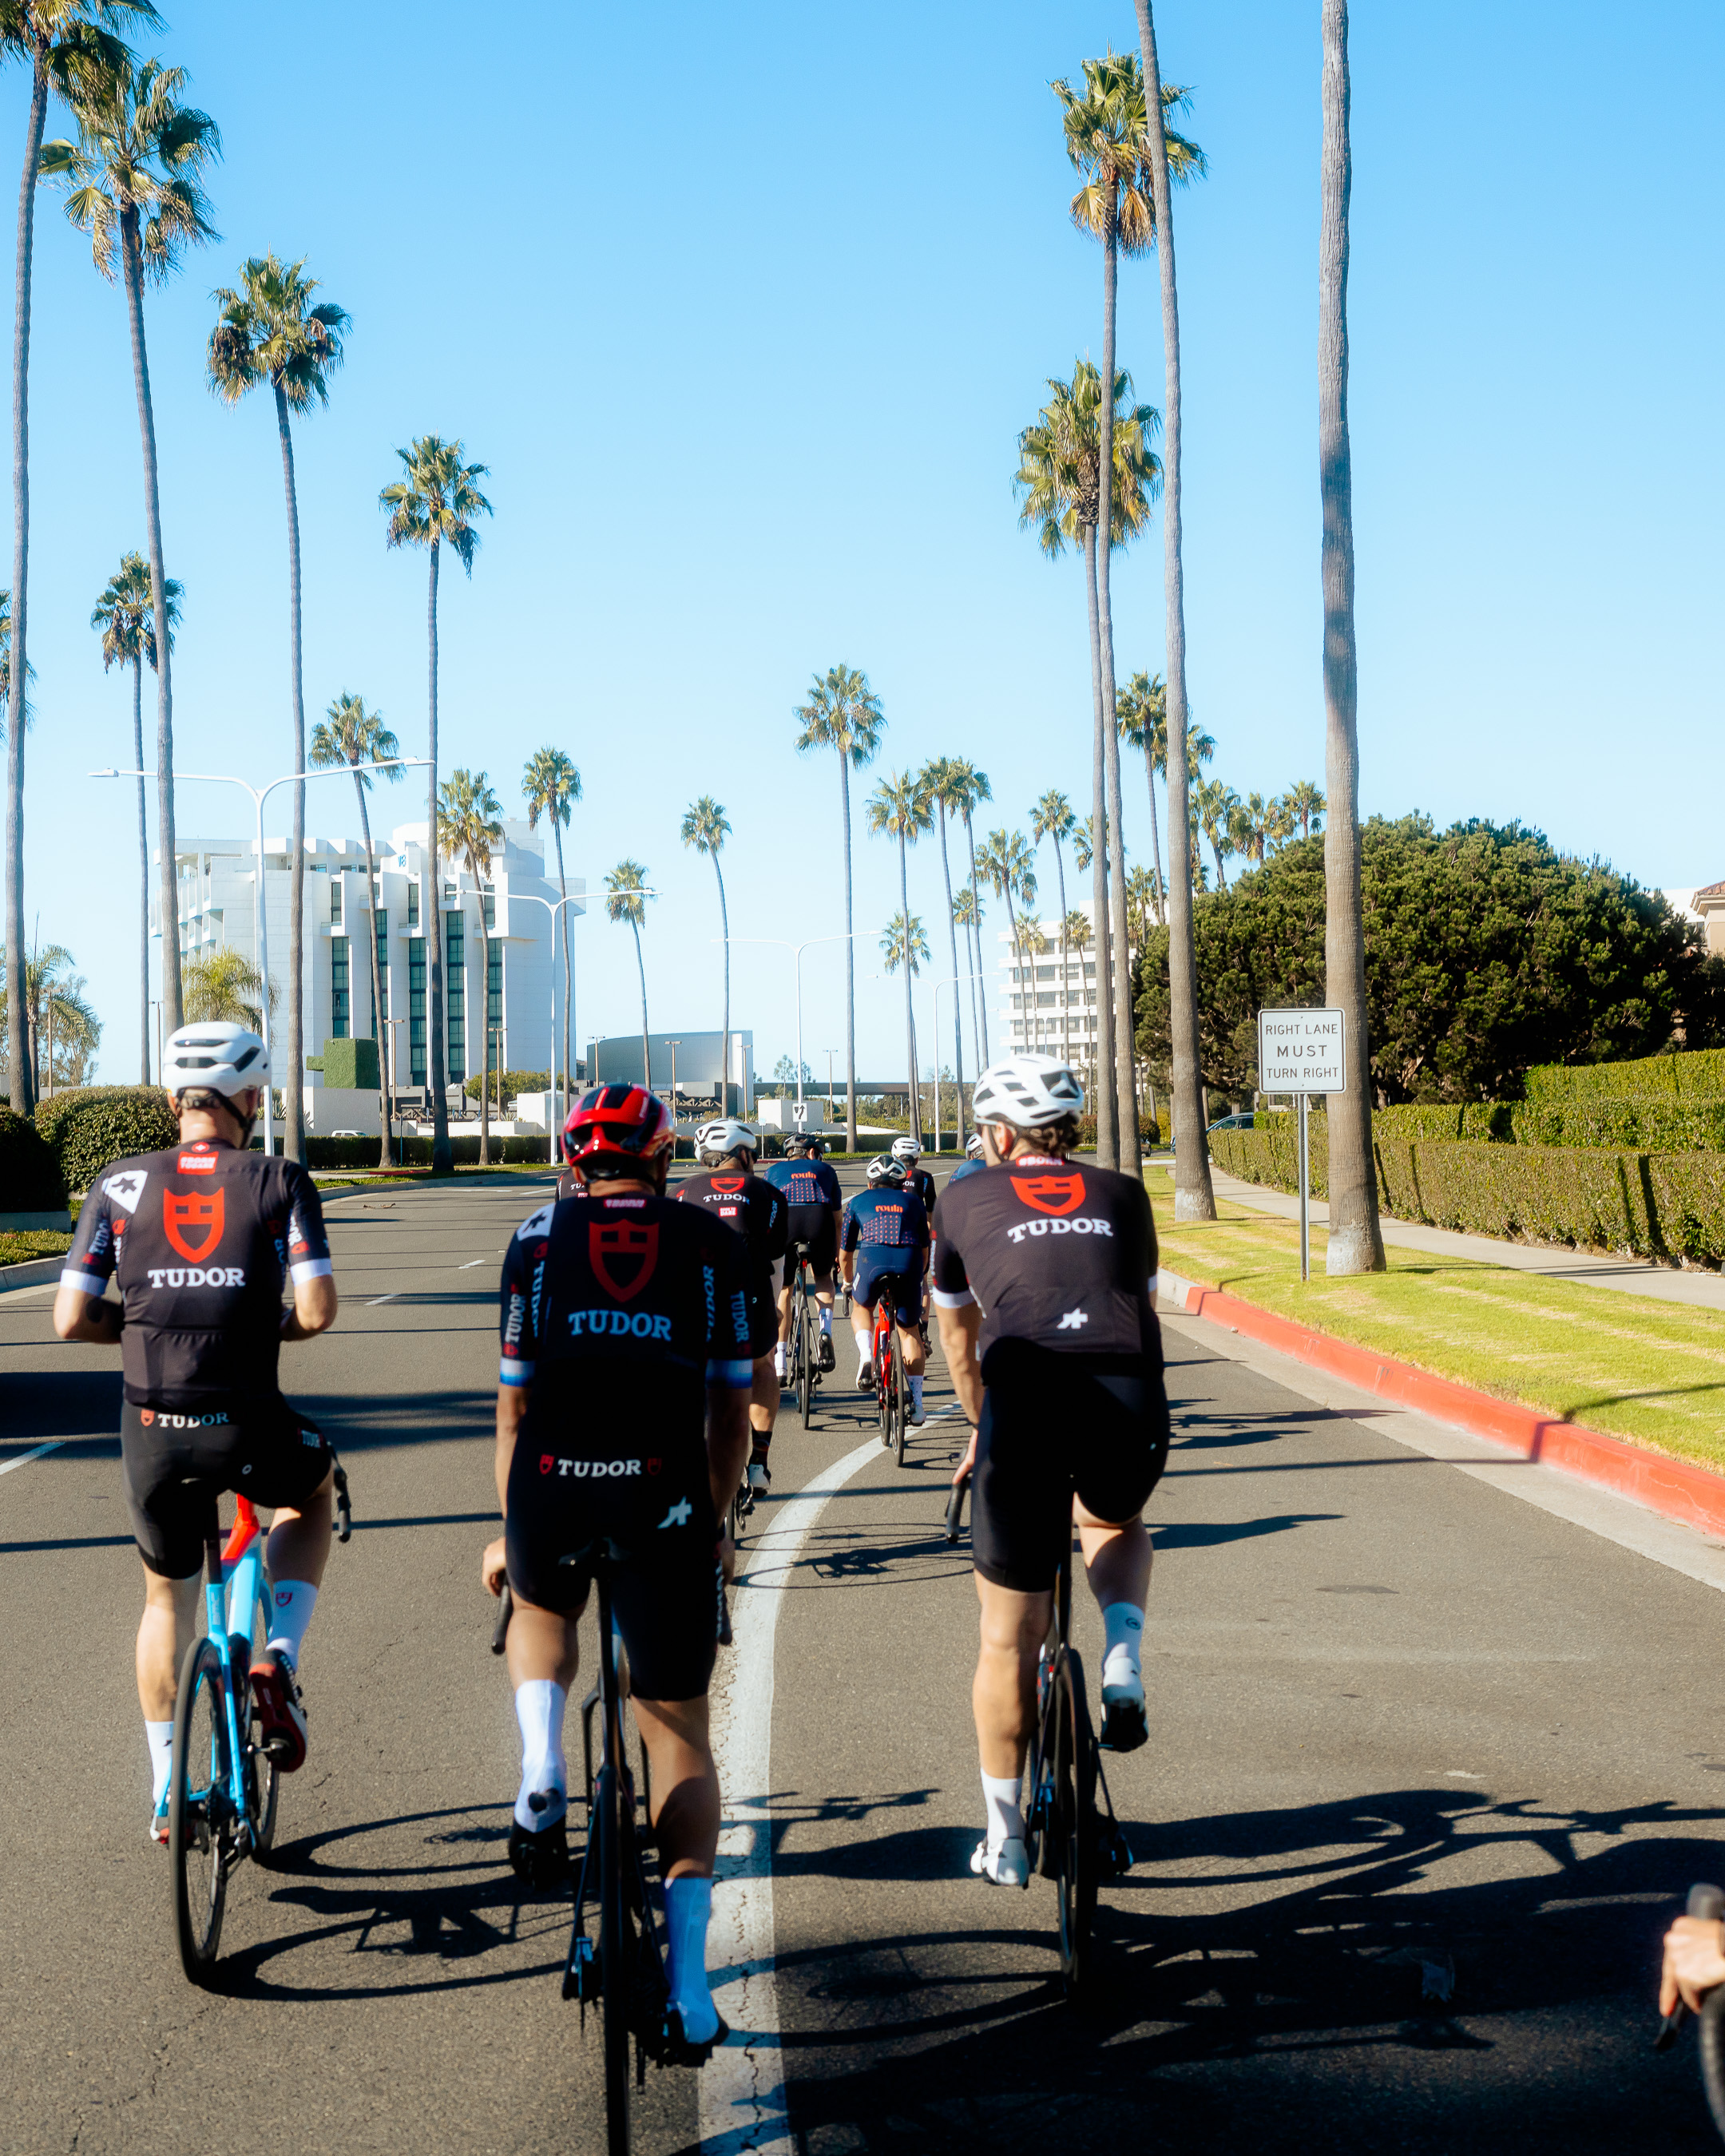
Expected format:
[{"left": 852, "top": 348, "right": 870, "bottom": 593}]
[
  {"left": 666, "top": 1040, "right": 681, "bottom": 1124},
  {"left": 722, "top": 931, "right": 882, "bottom": 1131},
  {"left": 928, "top": 975, "right": 963, "bottom": 1155},
  {"left": 92, "top": 759, "right": 427, "bottom": 1161},
  {"left": 505, "top": 890, "right": 586, "bottom": 1164}
]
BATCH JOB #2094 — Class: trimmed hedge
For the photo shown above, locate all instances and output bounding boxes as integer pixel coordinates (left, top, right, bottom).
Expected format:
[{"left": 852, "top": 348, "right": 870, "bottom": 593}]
[
  {"left": 299, "top": 1134, "right": 554, "bottom": 1169},
  {"left": 0, "top": 1105, "right": 67, "bottom": 1210},
  {"left": 1524, "top": 1048, "right": 1725, "bottom": 1104},
  {"left": 1208, "top": 1124, "right": 1725, "bottom": 1266},
  {"left": 36, "top": 1086, "right": 178, "bottom": 1196},
  {"left": 319, "top": 1037, "right": 380, "bottom": 1090}
]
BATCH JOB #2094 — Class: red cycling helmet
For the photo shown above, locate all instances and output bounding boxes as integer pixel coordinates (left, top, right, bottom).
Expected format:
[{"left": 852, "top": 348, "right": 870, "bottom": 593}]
[{"left": 561, "top": 1083, "right": 676, "bottom": 1171}]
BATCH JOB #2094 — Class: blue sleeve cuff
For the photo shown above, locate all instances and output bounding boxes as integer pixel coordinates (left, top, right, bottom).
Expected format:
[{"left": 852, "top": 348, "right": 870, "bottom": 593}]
[
  {"left": 498, "top": 1360, "right": 534, "bottom": 1387},
  {"left": 61, "top": 1268, "right": 110, "bottom": 1298},
  {"left": 706, "top": 1357, "right": 753, "bottom": 1389}
]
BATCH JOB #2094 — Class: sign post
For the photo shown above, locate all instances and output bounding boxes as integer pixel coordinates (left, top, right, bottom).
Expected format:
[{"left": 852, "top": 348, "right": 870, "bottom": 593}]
[{"left": 1256, "top": 1007, "right": 1347, "bottom": 1281}]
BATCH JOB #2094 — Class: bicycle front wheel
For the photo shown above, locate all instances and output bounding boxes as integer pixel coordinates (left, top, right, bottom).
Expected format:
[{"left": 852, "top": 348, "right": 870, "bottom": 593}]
[
  {"left": 892, "top": 1331, "right": 909, "bottom": 1468},
  {"left": 169, "top": 1637, "right": 234, "bottom": 1983},
  {"left": 596, "top": 1761, "right": 633, "bottom": 2156},
  {"left": 1050, "top": 1648, "right": 1099, "bottom": 1995}
]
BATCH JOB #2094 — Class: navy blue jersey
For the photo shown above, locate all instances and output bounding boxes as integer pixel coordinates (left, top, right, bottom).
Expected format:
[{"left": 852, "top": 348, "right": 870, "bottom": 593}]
[
  {"left": 764, "top": 1159, "right": 842, "bottom": 1211},
  {"left": 842, "top": 1186, "right": 930, "bottom": 1254},
  {"left": 946, "top": 1158, "right": 987, "bottom": 1187}
]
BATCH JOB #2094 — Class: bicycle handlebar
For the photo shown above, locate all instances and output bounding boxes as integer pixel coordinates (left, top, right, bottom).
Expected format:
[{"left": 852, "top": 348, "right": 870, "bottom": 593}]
[
  {"left": 1656, "top": 1883, "right": 1725, "bottom": 2051},
  {"left": 945, "top": 1468, "right": 970, "bottom": 1546},
  {"left": 490, "top": 1582, "right": 513, "bottom": 1655}
]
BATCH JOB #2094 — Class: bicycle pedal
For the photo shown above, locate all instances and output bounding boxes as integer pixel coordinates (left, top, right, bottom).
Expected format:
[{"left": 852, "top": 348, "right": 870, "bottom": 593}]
[
  {"left": 1102, "top": 1825, "right": 1134, "bottom": 1879},
  {"left": 564, "top": 1933, "right": 597, "bottom": 2003}
]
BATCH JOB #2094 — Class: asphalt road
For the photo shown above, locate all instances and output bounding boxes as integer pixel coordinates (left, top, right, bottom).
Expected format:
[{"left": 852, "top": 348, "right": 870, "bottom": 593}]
[{"left": 3, "top": 1163, "right": 1723, "bottom": 2154}]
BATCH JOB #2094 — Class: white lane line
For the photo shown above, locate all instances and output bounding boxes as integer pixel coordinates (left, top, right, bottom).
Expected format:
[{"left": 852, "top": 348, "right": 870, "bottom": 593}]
[
  {"left": 366, "top": 1293, "right": 401, "bottom": 1306},
  {"left": 0, "top": 1440, "right": 65, "bottom": 1477},
  {"left": 458, "top": 1258, "right": 487, "bottom": 1270},
  {"left": 702, "top": 1435, "right": 882, "bottom": 2156}
]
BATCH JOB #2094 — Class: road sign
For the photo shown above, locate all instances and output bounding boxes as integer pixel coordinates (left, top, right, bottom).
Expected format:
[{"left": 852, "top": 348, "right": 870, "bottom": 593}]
[
  {"left": 1257, "top": 1007, "right": 1346, "bottom": 1095},
  {"left": 791, "top": 1100, "right": 808, "bottom": 1126}
]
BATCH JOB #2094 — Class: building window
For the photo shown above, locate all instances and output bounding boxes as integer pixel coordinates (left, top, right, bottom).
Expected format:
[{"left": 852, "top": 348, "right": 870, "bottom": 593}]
[
  {"left": 482, "top": 890, "right": 495, "bottom": 931},
  {"left": 331, "top": 935, "right": 350, "bottom": 1040},
  {"left": 331, "top": 879, "right": 342, "bottom": 925},
  {"left": 407, "top": 879, "right": 420, "bottom": 930},
  {"left": 1037, "top": 992, "right": 1057, "bottom": 1008},
  {"left": 375, "top": 910, "right": 388, "bottom": 1028},
  {"left": 408, "top": 939, "right": 426, "bottom": 1085},
  {"left": 1037, "top": 965, "right": 1056, "bottom": 981},
  {"left": 446, "top": 910, "right": 465, "bottom": 1084},
  {"left": 486, "top": 937, "right": 502, "bottom": 1073}
]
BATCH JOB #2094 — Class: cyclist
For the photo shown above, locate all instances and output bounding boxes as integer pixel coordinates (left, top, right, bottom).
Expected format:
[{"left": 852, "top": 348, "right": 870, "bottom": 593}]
[
  {"left": 932, "top": 1052, "right": 1169, "bottom": 1887},
  {"left": 480, "top": 1083, "right": 750, "bottom": 2059},
  {"left": 839, "top": 1156, "right": 931, "bottom": 1425},
  {"left": 890, "top": 1133, "right": 939, "bottom": 1217},
  {"left": 764, "top": 1132, "right": 843, "bottom": 1377},
  {"left": 947, "top": 1131, "right": 987, "bottom": 1184},
  {"left": 51, "top": 1021, "right": 339, "bottom": 1841},
  {"left": 677, "top": 1118, "right": 787, "bottom": 1493}
]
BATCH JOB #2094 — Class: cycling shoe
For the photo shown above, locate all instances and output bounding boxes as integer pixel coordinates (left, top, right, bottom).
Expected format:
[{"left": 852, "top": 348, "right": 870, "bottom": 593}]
[
  {"left": 969, "top": 1836, "right": 1031, "bottom": 1888},
  {"left": 250, "top": 1651, "right": 308, "bottom": 1774},
  {"left": 1100, "top": 1678, "right": 1148, "bottom": 1754},
  {"left": 508, "top": 1813, "right": 570, "bottom": 1889}
]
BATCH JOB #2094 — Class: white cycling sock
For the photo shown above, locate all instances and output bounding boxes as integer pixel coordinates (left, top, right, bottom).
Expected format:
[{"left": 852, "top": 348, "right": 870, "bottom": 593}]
[
  {"left": 265, "top": 1579, "right": 318, "bottom": 1666},
  {"left": 819, "top": 1306, "right": 832, "bottom": 1334},
  {"left": 772, "top": 1342, "right": 786, "bottom": 1377},
  {"left": 146, "top": 1719, "right": 174, "bottom": 1810},
  {"left": 664, "top": 1874, "right": 719, "bottom": 2044},
  {"left": 909, "top": 1374, "right": 924, "bottom": 1416},
  {"left": 1101, "top": 1602, "right": 1144, "bottom": 1690},
  {"left": 514, "top": 1678, "right": 569, "bottom": 1832},
  {"left": 981, "top": 1771, "right": 1024, "bottom": 1851}
]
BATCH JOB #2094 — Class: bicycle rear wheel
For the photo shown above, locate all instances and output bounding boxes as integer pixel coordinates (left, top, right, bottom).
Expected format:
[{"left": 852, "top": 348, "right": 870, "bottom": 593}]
[
  {"left": 596, "top": 1759, "right": 633, "bottom": 2156},
  {"left": 892, "top": 1330, "right": 909, "bottom": 1469},
  {"left": 1049, "top": 1648, "right": 1099, "bottom": 1995},
  {"left": 169, "top": 1638, "right": 234, "bottom": 1983},
  {"left": 800, "top": 1283, "right": 818, "bottom": 1429}
]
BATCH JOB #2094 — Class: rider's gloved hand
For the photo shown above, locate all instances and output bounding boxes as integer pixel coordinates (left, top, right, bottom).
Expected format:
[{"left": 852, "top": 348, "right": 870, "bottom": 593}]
[{"left": 1660, "top": 1916, "right": 1725, "bottom": 2017}]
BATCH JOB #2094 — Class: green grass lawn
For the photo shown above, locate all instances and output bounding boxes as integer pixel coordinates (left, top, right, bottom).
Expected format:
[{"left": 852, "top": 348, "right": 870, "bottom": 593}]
[
  {"left": 0, "top": 1230, "right": 71, "bottom": 1268},
  {"left": 1146, "top": 1166, "right": 1725, "bottom": 1473}
]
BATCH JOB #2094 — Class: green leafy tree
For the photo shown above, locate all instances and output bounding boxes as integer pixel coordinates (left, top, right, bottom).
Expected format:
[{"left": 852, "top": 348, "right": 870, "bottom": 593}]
[
  {"left": 3, "top": 939, "right": 100, "bottom": 1094},
  {"left": 208, "top": 252, "right": 348, "bottom": 1162},
  {"left": 976, "top": 827, "right": 1039, "bottom": 1052},
  {"left": 794, "top": 663, "right": 885, "bottom": 1149},
  {"left": 1030, "top": 789, "right": 1077, "bottom": 1066},
  {"left": 182, "top": 944, "right": 272, "bottom": 1030},
  {"left": 605, "top": 858, "right": 654, "bottom": 1100},
  {"left": 1283, "top": 779, "right": 1324, "bottom": 840},
  {"left": 436, "top": 769, "right": 504, "bottom": 1164},
  {"left": 310, "top": 693, "right": 401, "bottom": 1163},
  {"left": 44, "top": 49, "right": 217, "bottom": 1051},
  {"left": 90, "top": 548, "right": 177, "bottom": 1080},
  {"left": 1194, "top": 777, "right": 1239, "bottom": 892},
  {"left": 521, "top": 746, "right": 581, "bottom": 1108},
  {"left": 866, "top": 769, "right": 934, "bottom": 1145},
  {"left": 680, "top": 796, "right": 734, "bottom": 1115}
]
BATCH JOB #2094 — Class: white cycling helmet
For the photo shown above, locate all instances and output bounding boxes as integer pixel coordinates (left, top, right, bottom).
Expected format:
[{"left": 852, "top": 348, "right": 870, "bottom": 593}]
[
  {"left": 161, "top": 1020, "right": 269, "bottom": 1102},
  {"left": 971, "top": 1052, "right": 1085, "bottom": 1131},
  {"left": 696, "top": 1116, "right": 759, "bottom": 1160},
  {"left": 965, "top": 1132, "right": 985, "bottom": 1159},
  {"left": 867, "top": 1155, "right": 907, "bottom": 1186},
  {"left": 890, "top": 1135, "right": 920, "bottom": 1165}
]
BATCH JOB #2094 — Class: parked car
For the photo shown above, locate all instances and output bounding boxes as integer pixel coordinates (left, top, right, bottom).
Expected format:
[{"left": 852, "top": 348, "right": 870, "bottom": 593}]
[{"left": 1169, "top": 1109, "right": 1261, "bottom": 1155}]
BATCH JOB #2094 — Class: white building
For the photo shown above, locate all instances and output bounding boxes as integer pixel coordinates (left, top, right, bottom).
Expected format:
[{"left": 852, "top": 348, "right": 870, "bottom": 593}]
[
  {"left": 997, "top": 902, "right": 1135, "bottom": 1063},
  {"left": 155, "top": 818, "right": 585, "bottom": 1116}
]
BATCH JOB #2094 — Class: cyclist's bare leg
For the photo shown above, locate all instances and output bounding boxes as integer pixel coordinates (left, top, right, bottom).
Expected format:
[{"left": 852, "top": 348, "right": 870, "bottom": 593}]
[
  {"left": 971, "top": 1577, "right": 1052, "bottom": 1778},
  {"left": 898, "top": 1323, "right": 926, "bottom": 1377},
  {"left": 749, "top": 1352, "right": 779, "bottom": 1457},
  {"left": 632, "top": 1694, "right": 719, "bottom": 1879},
  {"left": 260, "top": 1466, "right": 335, "bottom": 1669},
  {"left": 1075, "top": 1504, "right": 1151, "bottom": 1608},
  {"left": 504, "top": 1595, "right": 582, "bottom": 1692},
  {"left": 137, "top": 1563, "right": 201, "bottom": 1719},
  {"left": 1077, "top": 1502, "right": 1152, "bottom": 1745},
  {"left": 775, "top": 1282, "right": 795, "bottom": 1346}
]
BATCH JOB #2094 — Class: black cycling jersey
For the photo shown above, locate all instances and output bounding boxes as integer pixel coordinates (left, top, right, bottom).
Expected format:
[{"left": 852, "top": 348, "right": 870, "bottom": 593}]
[
  {"left": 906, "top": 1167, "right": 938, "bottom": 1217},
  {"left": 63, "top": 1138, "right": 331, "bottom": 1410},
  {"left": 676, "top": 1170, "right": 788, "bottom": 1296},
  {"left": 931, "top": 1151, "right": 1159, "bottom": 1364}
]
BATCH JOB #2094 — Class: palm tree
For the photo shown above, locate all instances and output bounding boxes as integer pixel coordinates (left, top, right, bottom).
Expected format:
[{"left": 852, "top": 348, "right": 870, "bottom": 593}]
[
  {"left": 1124, "top": 866, "right": 1158, "bottom": 950},
  {"left": 1062, "top": 906, "right": 1095, "bottom": 1091},
  {"left": 976, "top": 828, "right": 1038, "bottom": 1057},
  {"left": 1029, "top": 790, "right": 1077, "bottom": 1065},
  {"left": 310, "top": 693, "right": 401, "bottom": 1165},
  {"left": 1285, "top": 778, "right": 1325, "bottom": 839},
  {"left": 866, "top": 769, "right": 933, "bottom": 1146},
  {"left": 44, "top": 50, "right": 216, "bottom": 1054},
  {"left": 605, "top": 859, "right": 654, "bottom": 1098},
  {"left": 522, "top": 745, "right": 581, "bottom": 1111},
  {"left": 952, "top": 882, "right": 985, "bottom": 1072},
  {"left": 1319, "top": 0, "right": 1382, "bottom": 1274},
  {"left": 881, "top": 910, "right": 930, "bottom": 1129},
  {"left": 918, "top": 756, "right": 975, "bottom": 1140},
  {"left": 4, "top": 0, "right": 153, "bottom": 1116},
  {"left": 1264, "top": 793, "right": 1298, "bottom": 854},
  {"left": 379, "top": 434, "right": 492, "bottom": 1173},
  {"left": 91, "top": 547, "right": 176, "bottom": 1081},
  {"left": 436, "top": 769, "right": 504, "bottom": 1166},
  {"left": 937, "top": 756, "right": 991, "bottom": 1068},
  {"left": 11, "top": 938, "right": 98, "bottom": 1094},
  {"left": 208, "top": 252, "right": 348, "bottom": 1163},
  {"left": 1127, "top": 0, "right": 1215, "bottom": 1216},
  {"left": 794, "top": 663, "right": 885, "bottom": 1151},
  {"left": 1116, "top": 669, "right": 1166, "bottom": 925},
  {"left": 1194, "top": 778, "right": 1238, "bottom": 892},
  {"left": 182, "top": 943, "right": 271, "bottom": 1029},
  {"left": 680, "top": 795, "right": 732, "bottom": 1117},
  {"left": 1016, "top": 357, "right": 1159, "bottom": 1169},
  {"left": 1057, "top": 53, "right": 1204, "bottom": 1179}
]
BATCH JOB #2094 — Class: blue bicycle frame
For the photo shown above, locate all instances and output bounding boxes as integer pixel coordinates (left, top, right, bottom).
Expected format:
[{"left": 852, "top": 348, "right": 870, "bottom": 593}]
[{"left": 191, "top": 1500, "right": 272, "bottom": 1843}]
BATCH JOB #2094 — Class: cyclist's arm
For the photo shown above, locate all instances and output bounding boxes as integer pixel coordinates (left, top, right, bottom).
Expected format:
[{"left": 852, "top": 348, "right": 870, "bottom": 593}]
[
  {"left": 1660, "top": 1916, "right": 1725, "bottom": 2017},
  {"left": 53, "top": 1186, "right": 122, "bottom": 1343},
  {"left": 280, "top": 1168, "right": 338, "bottom": 1338},
  {"left": 281, "top": 1273, "right": 338, "bottom": 1340},
  {"left": 53, "top": 1280, "right": 122, "bottom": 1344},
  {"left": 704, "top": 1381, "right": 751, "bottom": 1518},
  {"left": 706, "top": 1228, "right": 754, "bottom": 1509},
  {"left": 494, "top": 1380, "right": 528, "bottom": 1515}
]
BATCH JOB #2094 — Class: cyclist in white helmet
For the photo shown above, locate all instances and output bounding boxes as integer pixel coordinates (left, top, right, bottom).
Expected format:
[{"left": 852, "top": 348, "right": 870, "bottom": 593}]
[
  {"left": 839, "top": 1155, "right": 932, "bottom": 1421},
  {"left": 676, "top": 1119, "right": 788, "bottom": 1489},
  {"left": 932, "top": 1052, "right": 1168, "bottom": 1886},
  {"left": 949, "top": 1130, "right": 988, "bottom": 1185},
  {"left": 54, "top": 1021, "right": 341, "bottom": 1841}
]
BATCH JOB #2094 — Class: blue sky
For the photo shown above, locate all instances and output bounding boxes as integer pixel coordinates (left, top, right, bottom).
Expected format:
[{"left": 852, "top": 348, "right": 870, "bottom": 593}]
[{"left": 10, "top": 0, "right": 1723, "bottom": 1086}]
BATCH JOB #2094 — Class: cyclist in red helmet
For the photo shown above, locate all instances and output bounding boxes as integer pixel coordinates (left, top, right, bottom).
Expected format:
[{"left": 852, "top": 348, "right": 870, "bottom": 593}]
[{"left": 481, "top": 1082, "right": 751, "bottom": 2059}]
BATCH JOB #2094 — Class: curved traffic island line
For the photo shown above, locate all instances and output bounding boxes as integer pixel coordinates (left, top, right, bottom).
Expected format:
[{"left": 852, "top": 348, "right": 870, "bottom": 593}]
[{"left": 1156, "top": 1262, "right": 1725, "bottom": 1541}]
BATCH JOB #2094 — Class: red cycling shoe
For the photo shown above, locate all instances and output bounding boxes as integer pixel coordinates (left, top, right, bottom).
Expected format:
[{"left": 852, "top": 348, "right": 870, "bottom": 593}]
[{"left": 250, "top": 1651, "right": 309, "bottom": 1774}]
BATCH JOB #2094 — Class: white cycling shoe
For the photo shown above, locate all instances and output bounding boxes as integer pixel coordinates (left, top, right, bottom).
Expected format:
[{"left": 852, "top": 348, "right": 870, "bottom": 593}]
[
  {"left": 747, "top": 1459, "right": 771, "bottom": 1495},
  {"left": 970, "top": 1836, "right": 1031, "bottom": 1888}
]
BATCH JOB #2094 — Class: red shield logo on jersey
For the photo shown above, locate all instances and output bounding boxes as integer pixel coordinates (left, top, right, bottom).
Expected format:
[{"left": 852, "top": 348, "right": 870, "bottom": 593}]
[
  {"left": 1013, "top": 1172, "right": 1085, "bottom": 1217},
  {"left": 590, "top": 1219, "right": 658, "bottom": 1302},
  {"left": 711, "top": 1175, "right": 745, "bottom": 1194},
  {"left": 540, "top": 1454, "right": 554, "bottom": 1475},
  {"left": 164, "top": 1187, "right": 225, "bottom": 1262}
]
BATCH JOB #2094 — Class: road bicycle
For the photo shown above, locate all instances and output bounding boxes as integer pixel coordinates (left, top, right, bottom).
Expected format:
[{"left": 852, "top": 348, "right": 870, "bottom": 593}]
[
  {"left": 169, "top": 1456, "right": 352, "bottom": 1984},
  {"left": 945, "top": 1468, "right": 1131, "bottom": 1995},
  {"left": 784, "top": 1242, "right": 821, "bottom": 1431},
  {"left": 1656, "top": 1882, "right": 1725, "bottom": 2141},
  {"left": 869, "top": 1290, "right": 910, "bottom": 1467},
  {"left": 491, "top": 1549, "right": 728, "bottom": 2156}
]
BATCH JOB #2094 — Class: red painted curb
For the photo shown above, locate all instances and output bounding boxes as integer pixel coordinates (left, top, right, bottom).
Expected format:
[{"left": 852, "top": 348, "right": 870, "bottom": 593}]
[{"left": 1156, "top": 1266, "right": 1725, "bottom": 1542}]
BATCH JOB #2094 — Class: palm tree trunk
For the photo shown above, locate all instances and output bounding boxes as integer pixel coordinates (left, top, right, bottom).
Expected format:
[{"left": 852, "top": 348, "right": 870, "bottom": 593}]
[
  {"left": 476, "top": 884, "right": 491, "bottom": 1167},
  {"left": 896, "top": 832, "right": 918, "bottom": 1146},
  {"left": 552, "top": 820, "right": 571, "bottom": 1112},
  {"left": 272, "top": 381, "right": 307, "bottom": 1163},
  {"left": 841, "top": 750, "right": 856, "bottom": 1151},
  {"left": 354, "top": 772, "right": 389, "bottom": 1167},
  {"left": 1096, "top": 209, "right": 1139, "bottom": 1177},
  {"left": 3, "top": 46, "right": 46, "bottom": 1114},
  {"left": 935, "top": 805, "right": 965, "bottom": 1142},
  {"left": 713, "top": 854, "right": 731, "bottom": 1120},
  {"left": 1053, "top": 840, "right": 1069, "bottom": 1069},
  {"left": 964, "top": 810, "right": 989, "bottom": 1066},
  {"left": 632, "top": 919, "right": 649, "bottom": 1093},
  {"left": 1319, "top": 0, "right": 1383, "bottom": 1275},
  {"left": 133, "top": 658, "right": 148, "bottom": 1080},
  {"left": 1144, "top": 742, "right": 1166, "bottom": 927},
  {"left": 1082, "top": 519, "right": 1117, "bottom": 1168},
  {"left": 424, "top": 536, "right": 450, "bottom": 1171},
  {"left": 1134, "top": 0, "right": 1215, "bottom": 1221},
  {"left": 119, "top": 205, "right": 181, "bottom": 1044}
]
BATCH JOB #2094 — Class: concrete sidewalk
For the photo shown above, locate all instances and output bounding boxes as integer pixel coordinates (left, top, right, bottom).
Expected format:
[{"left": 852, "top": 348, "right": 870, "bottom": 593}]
[{"left": 1179, "top": 1159, "right": 1725, "bottom": 1314}]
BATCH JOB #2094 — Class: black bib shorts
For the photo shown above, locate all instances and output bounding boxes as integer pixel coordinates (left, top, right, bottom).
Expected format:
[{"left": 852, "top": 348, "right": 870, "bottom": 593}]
[{"left": 122, "top": 1397, "right": 334, "bottom": 1579}]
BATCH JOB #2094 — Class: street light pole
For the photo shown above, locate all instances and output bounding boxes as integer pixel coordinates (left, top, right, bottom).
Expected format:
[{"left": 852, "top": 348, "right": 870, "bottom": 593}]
[
  {"left": 506, "top": 890, "right": 586, "bottom": 1163},
  {"left": 723, "top": 931, "right": 882, "bottom": 1142},
  {"left": 93, "top": 759, "right": 426, "bottom": 1161},
  {"left": 667, "top": 1039, "right": 680, "bottom": 1124}
]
